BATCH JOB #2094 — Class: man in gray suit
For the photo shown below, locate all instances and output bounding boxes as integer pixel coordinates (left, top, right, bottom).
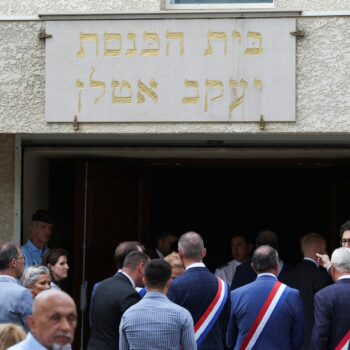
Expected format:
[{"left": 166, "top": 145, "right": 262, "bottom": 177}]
[{"left": 0, "top": 242, "right": 33, "bottom": 331}]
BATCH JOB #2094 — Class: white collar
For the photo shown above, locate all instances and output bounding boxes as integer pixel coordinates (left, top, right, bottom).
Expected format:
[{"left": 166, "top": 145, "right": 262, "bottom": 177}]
[
  {"left": 186, "top": 262, "right": 205, "bottom": 270},
  {"left": 120, "top": 271, "right": 136, "bottom": 288},
  {"left": 257, "top": 273, "right": 277, "bottom": 279},
  {"left": 337, "top": 274, "right": 350, "bottom": 281}
]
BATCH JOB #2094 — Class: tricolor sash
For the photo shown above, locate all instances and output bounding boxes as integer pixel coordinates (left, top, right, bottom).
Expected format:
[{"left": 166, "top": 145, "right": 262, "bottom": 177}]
[
  {"left": 194, "top": 277, "right": 229, "bottom": 347},
  {"left": 240, "top": 281, "right": 289, "bottom": 350},
  {"left": 335, "top": 330, "right": 350, "bottom": 350}
]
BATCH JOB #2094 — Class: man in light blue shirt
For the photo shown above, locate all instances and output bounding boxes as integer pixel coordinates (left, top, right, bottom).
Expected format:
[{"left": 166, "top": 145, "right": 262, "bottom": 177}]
[
  {"left": 120, "top": 259, "right": 196, "bottom": 350},
  {"left": 22, "top": 210, "right": 53, "bottom": 268},
  {"left": 9, "top": 289, "right": 77, "bottom": 350},
  {"left": 0, "top": 242, "right": 33, "bottom": 331}
]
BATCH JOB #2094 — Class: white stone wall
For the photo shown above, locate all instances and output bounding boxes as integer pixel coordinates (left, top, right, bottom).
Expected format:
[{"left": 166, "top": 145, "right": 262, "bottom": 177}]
[
  {"left": 1, "top": 0, "right": 350, "bottom": 15},
  {"left": 1, "top": 15, "right": 350, "bottom": 135}
]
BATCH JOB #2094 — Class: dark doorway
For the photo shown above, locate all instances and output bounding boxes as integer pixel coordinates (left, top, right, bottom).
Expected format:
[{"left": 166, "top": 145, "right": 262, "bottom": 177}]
[{"left": 46, "top": 156, "right": 350, "bottom": 349}]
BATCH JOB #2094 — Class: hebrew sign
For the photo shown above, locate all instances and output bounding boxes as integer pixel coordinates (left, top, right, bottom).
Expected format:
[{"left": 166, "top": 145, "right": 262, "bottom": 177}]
[{"left": 45, "top": 18, "right": 296, "bottom": 122}]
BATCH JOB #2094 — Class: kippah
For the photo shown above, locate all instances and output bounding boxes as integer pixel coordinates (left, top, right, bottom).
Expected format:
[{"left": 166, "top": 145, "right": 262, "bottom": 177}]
[{"left": 31, "top": 209, "right": 52, "bottom": 224}]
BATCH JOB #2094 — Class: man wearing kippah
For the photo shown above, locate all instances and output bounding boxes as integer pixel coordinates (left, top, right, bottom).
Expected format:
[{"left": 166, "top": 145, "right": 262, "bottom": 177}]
[{"left": 22, "top": 210, "right": 53, "bottom": 268}]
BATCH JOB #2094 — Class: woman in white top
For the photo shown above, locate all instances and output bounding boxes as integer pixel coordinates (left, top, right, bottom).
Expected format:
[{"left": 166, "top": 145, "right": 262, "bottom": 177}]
[{"left": 43, "top": 248, "right": 69, "bottom": 290}]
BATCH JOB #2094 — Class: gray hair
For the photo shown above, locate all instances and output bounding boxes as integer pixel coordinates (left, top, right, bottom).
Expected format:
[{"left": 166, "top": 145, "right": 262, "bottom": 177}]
[
  {"left": 21, "top": 266, "right": 50, "bottom": 288},
  {"left": 178, "top": 231, "right": 204, "bottom": 261},
  {"left": 331, "top": 248, "right": 350, "bottom": 273},
  {"left": 252, "top": 245, "right": 279, "bottom": 274}
]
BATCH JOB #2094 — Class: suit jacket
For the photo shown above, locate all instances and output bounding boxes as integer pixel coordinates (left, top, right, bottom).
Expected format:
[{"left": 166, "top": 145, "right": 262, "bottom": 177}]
[
  {"left": 284, "top": 259, "right": 332, "bottom": 350},
  {"left": 87, "top": 272, "right": 141, "bottom": 350},
  {"left": 0, "top": 275, "right": 33, "bottom": 332},
  {"left": 167, "top": 265, "right": 231, "bottom": 350},
  {"left": 312, "top": 277, "right": 350, "bottom": 350},
  {"left": 227, "top": 274, "right": 304, "bottom": 350}
]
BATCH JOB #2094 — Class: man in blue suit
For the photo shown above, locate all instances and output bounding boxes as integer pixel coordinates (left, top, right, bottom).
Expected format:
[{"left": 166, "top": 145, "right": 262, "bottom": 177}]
[
  {"left": 227, "top": 245, "right": 304, "bottom": 350},
  {"left": 0, "top": 242, "right": 33, "bottom": 332},
  {"left": 167, "top": 231, "right": 231, "bottom": 350},
  {"left": 312, "top": 247, "right": 350, "bottom": 350}
]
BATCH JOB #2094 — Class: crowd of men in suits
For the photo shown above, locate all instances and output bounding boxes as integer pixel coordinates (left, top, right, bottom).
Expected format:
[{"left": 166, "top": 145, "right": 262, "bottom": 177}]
[{"left": 1, "top": 219, "right": 350, "bottom": 349}]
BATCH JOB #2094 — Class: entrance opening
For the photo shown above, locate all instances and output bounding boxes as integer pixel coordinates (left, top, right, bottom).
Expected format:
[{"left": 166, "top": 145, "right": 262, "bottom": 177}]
[{"left": 22, "top": 150, "right": 350, "bottom": 349}]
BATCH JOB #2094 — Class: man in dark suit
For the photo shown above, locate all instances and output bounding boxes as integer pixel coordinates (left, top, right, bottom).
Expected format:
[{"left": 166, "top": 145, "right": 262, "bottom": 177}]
[
  {"left": 167, "top": 231, "right": 231, "bottom": 350},
  {"left": 230, "top": 230, "right": 290, "bottom": 290},
  {"left": 312, "top": 247, "right": 350, "bottom": 350},
  {"left": 284, "top": 233, "right": 332, "bottom": 350},
  {"left": 227, "top": 245, "right": 304, "bottom": 350},
  {"left": 87, "top": 251, "right": 150, "bottom": 350}
]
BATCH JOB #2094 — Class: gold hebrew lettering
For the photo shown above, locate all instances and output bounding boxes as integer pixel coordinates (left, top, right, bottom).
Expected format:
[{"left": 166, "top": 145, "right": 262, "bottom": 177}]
[
  {"left": 205, "top": 80, "right": 224, "bottom": 112},
  {"left": 76, "top": 33, "right": 98, "bottom": 59},
  {"left": 204, "top": 32, "right": 227, "bottom": 56},
  {"left": 104, "top": 33, "right": 122, "bottom": 57},
  {"left": 229, "top": 79, "right": 248, "bottom": 112},
  {"left": 244, "top": 32, "right": 263, "bottom": 56},
  {"left": 232, "top": 31, "right": 241, "bottom": 43},
  {"left": 89, "top": 67, "right": 105, "bottom": 104},
  {"left": 76, "top": 80, "right": 84, "bottom": 114},
  {"left": 126, "top": 33, "right": 137, "bottom": 57},
  {"left": 141, "top": 32, "right": 160, "bottom": 57},
  {"left": 254, "top": 79, "right": 263, "bottom": 92},
  {"left": 181, "top": 80, "right": 199, "bottom": 104},
  {"left": 111, "top": 80, "right": 132, "bottom": 104},
  {"left": 166, "top": 32, "right": 184, "bottom": 56},
  {"left": 137, "top": 79, "right": 158, "bottom": 103}
]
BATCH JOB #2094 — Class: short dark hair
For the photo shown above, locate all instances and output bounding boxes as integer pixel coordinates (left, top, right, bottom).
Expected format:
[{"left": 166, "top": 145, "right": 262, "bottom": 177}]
[
  {"left": 31, "top": 209, "right": 52, "bottom": 224},
  {"left": 339, "top": 221, "right": 350, "bottom": 239},
  {"left": 144, "top": 259, "right": 172, "bottom": 289},
  {"left": 231, "top": 232, "right": 252, "bottom": 244},
  {"left": 252, "top": 245, "right": 279, "bottom": 274},
  {"left": 123, "top": 251, "right": 149, "bottom": 270},
  {"left": 255, "top": 230, "right": 279, "bottom": 250},
  {"left": 0, "top": 243, "right": 19, "bottom": 270},
  {"left": 43, "top": 248, "right": 68, "bottom": 267},
  {"left": 113, "top": 241, "right": 143, "bottom": 269}
]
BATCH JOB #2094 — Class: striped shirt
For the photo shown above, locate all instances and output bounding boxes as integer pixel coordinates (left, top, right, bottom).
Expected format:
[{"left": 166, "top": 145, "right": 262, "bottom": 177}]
[
  {"left": 119, "top": 291, "right": 196, "bottom": 350},
  {"left": 22, "top": 240, "right": 48, "bottom": 268}
]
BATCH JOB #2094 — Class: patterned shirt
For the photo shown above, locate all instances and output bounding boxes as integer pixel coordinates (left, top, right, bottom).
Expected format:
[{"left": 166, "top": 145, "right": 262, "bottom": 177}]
[
  {"left": 120, "top": 292, "right": 196, "bottom": 350},
  {"left": 22, "top": 240, "right": 48, "bottom": 268}
]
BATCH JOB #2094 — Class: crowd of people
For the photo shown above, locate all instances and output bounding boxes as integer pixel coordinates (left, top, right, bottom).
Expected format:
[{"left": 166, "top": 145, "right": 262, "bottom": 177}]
[{"left": 0, "top": 209, "right": 349, "bottom": 349}]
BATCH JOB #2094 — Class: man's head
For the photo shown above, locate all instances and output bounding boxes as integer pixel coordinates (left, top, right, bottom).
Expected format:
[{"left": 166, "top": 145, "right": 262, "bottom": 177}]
[
  {"left": 156, "top": 233, "right": 178, "bottom": 256},
  {"left": 301, "top": 233, "right": 326, "bottom": 261},
  {"left": 0, "top": 242, "right": 25, "bottom": 278},
  {"left": 143, "top": 259, "right": 172, "bottom": 292},
  {"left": 30, "top": 210, "right": 53, "bottom": 249},
  {"left": 28, "top": 289, "right": 77, "bottom": 349},
  {"left": 251, "top": 245, "right": 279, "bottom": 275},
  {"left": 178, "top": 231, "right": 206, "bottom": 266},
  {"left": 339, "top": 221, "right": 350, "bottom": 248},
  {"left": 122, "top": 251, "right": 150, "bottom": 287},
  {"left": 330, "top": 247, "right": 350, "bottom": 282},
  {"left": 230, "top": 233, "right": 253, "bottom": 263},
  {"left": 114, "top": 241, "right": 144, "bottom": 270},
  {"left": 255, "top": 230, "right": 279, "bottom": 250}
]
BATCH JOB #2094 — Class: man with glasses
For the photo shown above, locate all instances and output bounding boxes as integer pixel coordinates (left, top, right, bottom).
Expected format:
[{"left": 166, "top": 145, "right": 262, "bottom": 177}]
[
  {"left": 316, "top": 220, "right": 350, "bottom": 271},
  {"left": 0, "top": 242, "right": 33, "bottom": 331}
]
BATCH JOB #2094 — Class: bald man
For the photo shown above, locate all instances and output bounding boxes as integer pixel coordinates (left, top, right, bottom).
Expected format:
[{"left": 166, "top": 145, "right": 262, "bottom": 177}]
[
  {"left": 9, "top": 289, "right": 77, "bottom": 350},
  {"left": 284, "top": 233, "right": 332, "bottom": 350}
]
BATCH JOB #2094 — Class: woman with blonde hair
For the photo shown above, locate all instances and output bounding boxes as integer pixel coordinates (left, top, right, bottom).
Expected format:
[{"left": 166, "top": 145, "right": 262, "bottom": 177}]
[
  {"left": 164, "top": 251, "right": 185, "bottom": 279},
  {"left": 21, "top": 266, "right": 51, "bottom": 298},
  {"left": 0, "top": 323, "right": 25, "bottom": 350}
]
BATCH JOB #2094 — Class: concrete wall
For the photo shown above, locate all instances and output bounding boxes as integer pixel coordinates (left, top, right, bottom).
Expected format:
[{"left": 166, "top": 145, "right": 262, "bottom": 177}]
[
  {"left": 1, "top": 15, "right": 350, "bottom": 135},
  {"left": 0, "top": 135, "right": 15, "bottom": 243},
  {"left": 0, "top": 0, "right": 350, "bottom": 15}
]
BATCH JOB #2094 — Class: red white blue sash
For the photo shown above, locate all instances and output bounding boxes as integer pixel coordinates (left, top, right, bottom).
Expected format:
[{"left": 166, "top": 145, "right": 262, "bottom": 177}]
[
  {"left": 335, "top": 330, "right": 350, "bottom": 350},
  {"left": 240, "top": 281, "right": 289, "bottom": 350},
  {"left": 194, "top": 277, "right": 228, "bottom": 347}
]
